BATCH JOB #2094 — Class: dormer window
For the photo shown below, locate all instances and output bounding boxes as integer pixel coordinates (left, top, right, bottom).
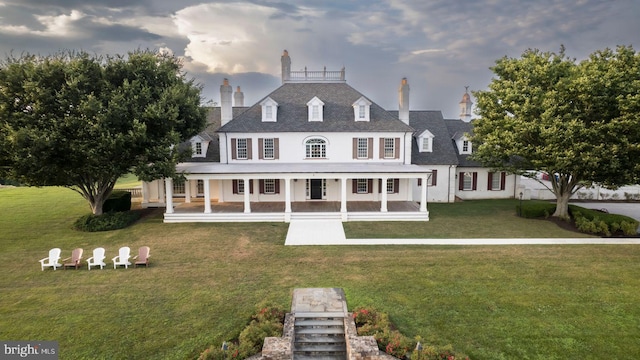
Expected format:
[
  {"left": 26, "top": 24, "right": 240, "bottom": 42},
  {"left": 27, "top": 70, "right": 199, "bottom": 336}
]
[
  {"left": 260, "top": 97, "right": 278, "bottom": 122},
  {"left": 307, "top": 96, "right": 324, "bottom": 122},
  {"left": 352, "top": 96, "right": 372, "bottom": 122},
  {"left": 417, "top": 130, "right": 434, "bottom": 153},
  {"left": 190, "top": 135, "right": 209, "bottom": 158},
  {"left": 461, "top": 139, "right": 472, "bottom": 154}
]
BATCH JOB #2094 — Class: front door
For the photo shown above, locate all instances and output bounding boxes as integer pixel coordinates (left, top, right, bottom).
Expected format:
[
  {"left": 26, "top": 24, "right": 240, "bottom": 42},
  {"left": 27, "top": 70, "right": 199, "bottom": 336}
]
[{"left": 310, "top": 179, "right": 323, "bottom": 199}]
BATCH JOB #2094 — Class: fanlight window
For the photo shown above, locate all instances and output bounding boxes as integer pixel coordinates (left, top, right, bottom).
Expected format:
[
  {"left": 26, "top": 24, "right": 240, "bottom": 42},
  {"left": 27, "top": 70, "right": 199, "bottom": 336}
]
[{"left": 305, "top": 138, "right": 326, "bottom": 158}]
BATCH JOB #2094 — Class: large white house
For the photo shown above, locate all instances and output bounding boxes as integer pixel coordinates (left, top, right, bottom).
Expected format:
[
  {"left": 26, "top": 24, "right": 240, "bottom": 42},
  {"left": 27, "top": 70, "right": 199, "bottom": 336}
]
[{"left": 141, "top": 50, "right": 520, "bottom": 222}]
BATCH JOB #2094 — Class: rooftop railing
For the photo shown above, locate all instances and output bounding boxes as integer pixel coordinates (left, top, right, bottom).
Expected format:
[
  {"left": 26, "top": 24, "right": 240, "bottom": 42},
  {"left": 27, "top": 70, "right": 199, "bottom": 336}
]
[{"left": 286, "top": 67, "right": 346, "bottom": 82}]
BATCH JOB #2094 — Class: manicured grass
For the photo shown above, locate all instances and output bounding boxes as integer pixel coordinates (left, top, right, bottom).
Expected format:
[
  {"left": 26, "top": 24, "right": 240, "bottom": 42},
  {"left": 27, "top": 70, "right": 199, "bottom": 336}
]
[
  {"left": 114, "top": 173, "right": 142, "bottom": 189},
  {"left": 1, "top": 187, "right": 639, "bottom": 359},
  {"left": 344, "top": 200, "right": 595, "bottom": 238}
]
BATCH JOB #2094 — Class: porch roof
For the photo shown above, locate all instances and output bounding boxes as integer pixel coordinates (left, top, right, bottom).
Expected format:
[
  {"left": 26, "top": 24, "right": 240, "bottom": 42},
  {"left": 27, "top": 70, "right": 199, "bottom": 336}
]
[{"left": 176, "top": 162, "right": 431, "bottom": 177}]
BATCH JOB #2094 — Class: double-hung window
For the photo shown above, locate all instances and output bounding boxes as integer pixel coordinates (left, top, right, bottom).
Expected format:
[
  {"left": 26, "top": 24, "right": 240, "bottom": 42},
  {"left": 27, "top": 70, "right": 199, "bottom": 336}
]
[
  {"left": 263, "top": 179, "right": 276, "bottom": 194},
  {"left": 356, "top": 179, "right": 368, "bottom": 194},
  {"left": 357, "top": 138, "right": 368, "bottom": 159},
  {"left": 236, "top": 138, "right": 248, "bottom": 159},
  {"left": 263, "top": 138, "right": 274, "bottom": 159},
  {"left": 195, "top": 142, "right": 202, "bottom": 155},
  {"left": 383, "top": 138, "right": 395, "bottom": 158}
]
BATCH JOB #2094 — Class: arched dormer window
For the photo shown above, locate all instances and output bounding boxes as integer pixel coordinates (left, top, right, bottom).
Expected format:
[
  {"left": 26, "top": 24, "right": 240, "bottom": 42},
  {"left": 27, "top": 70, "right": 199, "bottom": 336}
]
[
  {"left": 307, "top": 96, "right": 324, "bottom": 122},
  {"left": 352, "top": 96, "right": 372, "bottom": 122},
  {"left": 417, "top": 129, "right": 434, "bottom": 152},
  {"left": 260, "top": 97, "right": 278, "bottom": 122},
  {"left": 304, "top": 137, "right": 327, "bottom": 158}
]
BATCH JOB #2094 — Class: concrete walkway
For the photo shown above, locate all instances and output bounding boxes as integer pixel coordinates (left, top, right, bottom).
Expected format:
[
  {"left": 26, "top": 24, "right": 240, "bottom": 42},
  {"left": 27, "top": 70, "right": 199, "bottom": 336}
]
[{"left": 284, "top": 220, "right": 640, "bottom": 246}]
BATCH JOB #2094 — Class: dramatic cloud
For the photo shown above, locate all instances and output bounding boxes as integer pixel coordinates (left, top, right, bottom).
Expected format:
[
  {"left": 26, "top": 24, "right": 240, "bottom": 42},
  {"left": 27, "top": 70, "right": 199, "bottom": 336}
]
[{"left": 0, "top": 0, "right": 638, "bottom": 117}]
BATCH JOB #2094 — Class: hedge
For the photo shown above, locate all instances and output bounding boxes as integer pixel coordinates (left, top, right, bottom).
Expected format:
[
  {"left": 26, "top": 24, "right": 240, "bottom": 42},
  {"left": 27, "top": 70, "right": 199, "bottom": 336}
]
[{"left": 102, "top": 190, "right": 132, "bottom": 213}]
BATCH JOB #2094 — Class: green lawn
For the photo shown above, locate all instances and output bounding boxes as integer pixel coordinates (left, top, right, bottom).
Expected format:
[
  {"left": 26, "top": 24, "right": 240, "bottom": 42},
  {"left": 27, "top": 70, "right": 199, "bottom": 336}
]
[{"left": 1, "top": 187, "right": 639, "bottom": 359}]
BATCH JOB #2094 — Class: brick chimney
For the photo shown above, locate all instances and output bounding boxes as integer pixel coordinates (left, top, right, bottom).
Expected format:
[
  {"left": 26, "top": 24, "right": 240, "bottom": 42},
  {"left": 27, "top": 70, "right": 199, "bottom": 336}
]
[
  {"left": 234, "top": 86, "right": 244, "bottom": 107},
  {"left": 281, "top": 50, "right": 291, "bottom": 84},
  {"left": 220, "top": 78, "right": 233, "bottom": 126},
  {"left": 398, "top": 77, "right": 410, "bottom": 125}
]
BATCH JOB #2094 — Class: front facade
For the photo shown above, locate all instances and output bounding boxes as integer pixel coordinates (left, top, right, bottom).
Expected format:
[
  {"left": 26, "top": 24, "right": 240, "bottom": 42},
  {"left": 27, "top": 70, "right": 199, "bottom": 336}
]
[{"left": 142, "top": 51, "right": 519, "bottom": 222}]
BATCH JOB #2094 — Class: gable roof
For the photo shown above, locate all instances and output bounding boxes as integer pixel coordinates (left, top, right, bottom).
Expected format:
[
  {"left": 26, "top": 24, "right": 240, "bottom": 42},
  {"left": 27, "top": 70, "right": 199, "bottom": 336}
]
[
  {"left": 218, "top": 82, "right": 414, "bottom": 133},
  {"left": 388, "top": 110, "right": 459, "bottom": 166},
  {"left": 180, "top": 107, "right": 248, "bottom": 162},
  {"left": 445, "top": 119, "right": 480, "bottom": 167}
]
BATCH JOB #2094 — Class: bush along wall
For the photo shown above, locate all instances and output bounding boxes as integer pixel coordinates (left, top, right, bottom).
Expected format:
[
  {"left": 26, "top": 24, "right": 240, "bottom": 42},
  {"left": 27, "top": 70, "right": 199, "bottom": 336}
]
[
  {"left": 198, "top": 304, "right": 286, "bottom": 360},
  {"left": 570, "top": 205, "right": 639, "bottom": 237},
  {"left": 352, "top": 307, "right": 469, "bottom": 360},
  {"left": 102, "top": 190, "right": 132, "bottom": 213}
]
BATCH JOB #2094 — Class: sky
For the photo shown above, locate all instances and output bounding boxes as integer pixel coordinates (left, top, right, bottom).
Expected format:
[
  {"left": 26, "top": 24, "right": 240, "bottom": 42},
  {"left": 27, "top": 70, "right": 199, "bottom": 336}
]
[{"left": 0, "top": 0, "right": 638, "bottom": 119}]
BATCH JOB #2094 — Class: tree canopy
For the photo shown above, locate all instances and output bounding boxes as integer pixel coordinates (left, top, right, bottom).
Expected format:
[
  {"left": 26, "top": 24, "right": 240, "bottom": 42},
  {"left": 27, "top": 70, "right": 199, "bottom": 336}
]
[
  {"left": 472, "top": 45, "right": 640, "bottom": 218},
  {"left": 0, "top": 50, "right": 208, "bottom": 214}
]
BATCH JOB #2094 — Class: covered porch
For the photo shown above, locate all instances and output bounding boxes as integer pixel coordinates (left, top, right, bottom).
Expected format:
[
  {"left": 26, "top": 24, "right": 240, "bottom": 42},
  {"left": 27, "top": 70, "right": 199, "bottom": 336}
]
[{"left": 162, "top": 163, "right": 431, "bottom": 223}]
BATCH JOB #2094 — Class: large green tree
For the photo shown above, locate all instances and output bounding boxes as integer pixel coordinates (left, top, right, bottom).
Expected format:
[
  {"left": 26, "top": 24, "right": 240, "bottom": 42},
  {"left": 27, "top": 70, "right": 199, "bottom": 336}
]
[
  {"left": 0, "top": 50, "right": 207, "bottom": 214},
  {"left": 472, "top": 45, "right": 640, "bottom": 218}
]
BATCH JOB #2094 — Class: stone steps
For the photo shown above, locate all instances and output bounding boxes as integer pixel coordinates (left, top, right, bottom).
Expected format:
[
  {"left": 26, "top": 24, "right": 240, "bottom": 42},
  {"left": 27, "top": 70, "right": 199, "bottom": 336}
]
[{"left": 293, "top": 315, "right": 347, "bottom": 360}]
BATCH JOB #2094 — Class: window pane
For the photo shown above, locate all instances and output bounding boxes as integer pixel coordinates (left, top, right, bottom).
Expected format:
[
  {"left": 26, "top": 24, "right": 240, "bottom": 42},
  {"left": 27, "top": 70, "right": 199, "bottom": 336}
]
[
  {"left": 463, "top": 173, "right": 472, "bottom": 190},
  {"left": 266, "top": 105, "right": 272, "bottom": 119},
  {"left": 306, "top": 139, "right": 326, "bottom": 158},
  {"left": 195, "top": 142, "right": 202, "bottom": 155},
  {"left": 263, "top": 138, "right": 274, "bottom": 159},
  {"left": 359, "top": 105, "right": 365, "bottom": 119},
  {"left": 238, "top": 180, "right": 245, "bottom": 194},
  {"left": 173, "top": 180, "right": 185, "bottom": 194},
  {"left": 386, "top": 179, "right": 394, "bottom": 193},
  {"left": 357, "top": 138, "right": 368, "bottom": 158},
  {"left": 264, "top": 179, "right": 275, "bottom": 194},
  {"left": 357, "top": 179, "right": 368, "bottom": 193},
  {"left": 384, "top": 138, "right": 394, "bottom": 158},
  {"left": 237, "top": 138, "right": 248, "bottom": 159},
  {"left": 491, "top": 172, "right": 501, "bottom": 190}
]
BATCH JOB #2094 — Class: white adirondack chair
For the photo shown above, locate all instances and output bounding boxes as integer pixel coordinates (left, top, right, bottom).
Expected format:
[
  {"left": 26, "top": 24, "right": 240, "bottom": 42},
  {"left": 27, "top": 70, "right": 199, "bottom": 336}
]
[
  {"left": 39, "top": 248, "right": 62, "bottom": 271},
  {"left": 112, "top": 247, "right": 131, "bottom": 269},
  {"left": 87, "top": 247, "right": 106, "bottom": 270}
]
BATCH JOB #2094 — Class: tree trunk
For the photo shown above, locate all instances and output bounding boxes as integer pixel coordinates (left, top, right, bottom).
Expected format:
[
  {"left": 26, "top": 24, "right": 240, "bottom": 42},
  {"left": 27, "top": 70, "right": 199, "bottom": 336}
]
[
  {"left": 552, "top": 191, "right": 571, "bottom": 219},
  {"left": 89, "top": 193, "right": 105, "bottom": 216}
]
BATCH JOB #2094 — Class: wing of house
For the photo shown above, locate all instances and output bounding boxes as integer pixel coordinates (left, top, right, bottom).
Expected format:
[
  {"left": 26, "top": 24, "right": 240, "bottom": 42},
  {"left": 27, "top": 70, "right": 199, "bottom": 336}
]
[{"left": 142, "top": 50, "right": 518, "bottom": 222}]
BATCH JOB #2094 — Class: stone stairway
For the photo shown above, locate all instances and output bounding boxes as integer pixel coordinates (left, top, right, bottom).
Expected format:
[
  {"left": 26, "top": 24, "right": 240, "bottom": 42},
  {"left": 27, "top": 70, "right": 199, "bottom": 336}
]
[{"left": 293, "top": 312, "right": 347, "bottom": 360}]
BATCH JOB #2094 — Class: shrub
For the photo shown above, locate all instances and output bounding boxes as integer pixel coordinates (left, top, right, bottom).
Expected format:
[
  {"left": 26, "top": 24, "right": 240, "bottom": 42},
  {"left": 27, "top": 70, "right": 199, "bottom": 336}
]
[
  {"left": 353, "top": 307, "right": 468, "bottom": 359},
  {"left": 73, "top": 211, "right": 140, "bottom": 232},
  {"left": 517, "top": 202, "right": 556, "bottom": 218},
  {"left": 102, "top": 190, "right": 132, "bottom": 213},
  {"left": 198, "top": 303, "right": 286, "bottom": 360},
  {"left": 570, "top": 206, "right": 639, "bottom": 236}
]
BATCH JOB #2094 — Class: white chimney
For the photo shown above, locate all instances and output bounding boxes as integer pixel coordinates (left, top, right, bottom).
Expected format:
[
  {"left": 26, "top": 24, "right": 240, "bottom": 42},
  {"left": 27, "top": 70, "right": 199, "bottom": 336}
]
[
  {"left": 234, "top": 86, "right": 244, "bottom": 107},
  {"left": 220, "top": 78, "right": 233, "bottom": 126},
  {"left": 398, "top": 77, "right": 410, "bottom": 124},
  {"left": 281, "top": 50, "right": 291, "bottom": 84}
]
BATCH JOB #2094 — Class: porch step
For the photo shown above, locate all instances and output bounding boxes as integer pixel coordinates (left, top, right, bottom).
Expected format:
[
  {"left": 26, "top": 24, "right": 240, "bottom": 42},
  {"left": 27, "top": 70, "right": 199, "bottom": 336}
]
[{"left": 293, "top": 314, "right": 347, "bottom": 360}]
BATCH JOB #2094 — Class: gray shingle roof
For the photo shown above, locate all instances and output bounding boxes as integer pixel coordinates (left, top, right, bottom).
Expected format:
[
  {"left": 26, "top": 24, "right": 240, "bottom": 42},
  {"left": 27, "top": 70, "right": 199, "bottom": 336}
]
[
  {"left": 181, "top": 107, "right": 248, "bottom": 162},
  {"left": 445, "top": 119, "right": 480, "bottom": 167},
  {"left": 387, "top": 110, "right": 460, "bottom": 166},
  {"left": 218, "top": 83, "right": 414, "bottom": 133}
]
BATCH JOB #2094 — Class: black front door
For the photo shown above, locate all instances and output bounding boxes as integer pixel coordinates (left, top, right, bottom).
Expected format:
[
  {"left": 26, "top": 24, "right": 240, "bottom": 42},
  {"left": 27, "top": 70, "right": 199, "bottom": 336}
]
[{"left": 310, "top": 179, "right": 323, "bottom": 199}]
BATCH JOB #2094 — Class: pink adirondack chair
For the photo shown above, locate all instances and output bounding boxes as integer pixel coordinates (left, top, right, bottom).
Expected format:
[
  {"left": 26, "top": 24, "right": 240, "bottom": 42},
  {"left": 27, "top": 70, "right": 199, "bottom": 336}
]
[
  {"left": 133, "top": 246, "right": 150, "bottom": 268},
  {"left": 62, "top": 248, "right": 84, "bottom": 270}
]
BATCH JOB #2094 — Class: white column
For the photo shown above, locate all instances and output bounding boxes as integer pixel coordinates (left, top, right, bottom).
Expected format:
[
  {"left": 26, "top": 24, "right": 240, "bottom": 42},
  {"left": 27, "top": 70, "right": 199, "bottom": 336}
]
[
  {"left": 243, "top": 177, "right": 251, "bottom": 213},
  {"left": 204, "top": 179, "right": 212, "bottom": 213},
  {"left": 285, "top": 178, "right": 292, "bottom": 213},
  {"left": 218, "top": 179, "right": 225, "bottom": 202},
  {"left": 184, "top": 179, "right": 191, "bottom": 203},
  {"left": 142, "top": 181, "right": 149, "bottom": 204},
  {"left": 340, "top": 178, "right": 347, "bottom": 220},
  {"left": 380, "top": 177, "right": 388, "bottom": 212},
  {"left": 158, "top": 180, "right": 165, "bottom": 204},
  {"left": 165, "top": 178, "right": 174, "bottom": 214},
  {"left": 284, "top": 178, "right": 292, "bottom": 222},
  {"left": 420, "top": 176, "right": 428, "bottom": 212}
]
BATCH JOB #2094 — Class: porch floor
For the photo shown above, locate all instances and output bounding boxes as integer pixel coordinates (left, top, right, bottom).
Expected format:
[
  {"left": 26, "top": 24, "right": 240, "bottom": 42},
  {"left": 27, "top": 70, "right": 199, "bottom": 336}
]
[{"left": 170, "top": 200, "right": 420, "bottom": 213}]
